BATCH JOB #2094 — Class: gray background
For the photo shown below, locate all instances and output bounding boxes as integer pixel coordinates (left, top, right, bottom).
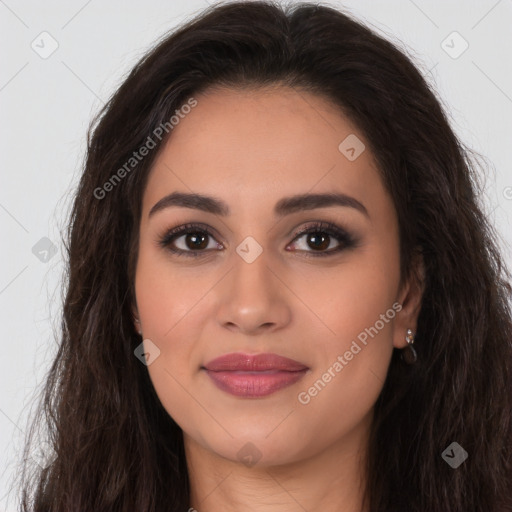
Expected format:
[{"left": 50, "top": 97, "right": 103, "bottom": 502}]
[{"left": 1, "top": 1, "right": 511, "bottom": 510}]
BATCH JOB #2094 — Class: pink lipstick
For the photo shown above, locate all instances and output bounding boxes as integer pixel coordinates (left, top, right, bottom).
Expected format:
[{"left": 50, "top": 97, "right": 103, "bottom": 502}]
[{"left": 202, "top": 352, "right": 309, "bottom": 398}]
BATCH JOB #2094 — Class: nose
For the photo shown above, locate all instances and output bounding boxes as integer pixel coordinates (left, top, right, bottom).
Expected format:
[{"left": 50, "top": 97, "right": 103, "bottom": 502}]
[{"left": 215, "top": 249, "right": 292, "bottom": 336}]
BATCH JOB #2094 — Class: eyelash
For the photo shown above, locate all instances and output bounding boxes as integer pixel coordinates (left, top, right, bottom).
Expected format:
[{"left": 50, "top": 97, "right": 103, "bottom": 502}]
[{"left": 157, "top": 221, "right": 357, "bottom": 259}]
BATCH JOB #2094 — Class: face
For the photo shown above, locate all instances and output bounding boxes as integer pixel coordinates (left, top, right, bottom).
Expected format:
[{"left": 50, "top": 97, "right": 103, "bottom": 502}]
[{"left": 133, "top": 85, "right": 423, "bottom": 467}]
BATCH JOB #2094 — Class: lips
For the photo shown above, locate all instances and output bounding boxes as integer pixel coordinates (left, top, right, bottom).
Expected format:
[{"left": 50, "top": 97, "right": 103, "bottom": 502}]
[
  {"left": 202, "top": 352, "right": 309, "bottom": 398},
  {"left": 203, "top": 352, "right": 308, "bottom": 372}
]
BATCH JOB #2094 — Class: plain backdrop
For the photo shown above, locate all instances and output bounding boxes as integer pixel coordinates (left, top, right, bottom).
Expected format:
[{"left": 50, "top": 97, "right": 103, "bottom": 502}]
[{"left": 1, "top": 1, "right": 511, "bottom": 510}]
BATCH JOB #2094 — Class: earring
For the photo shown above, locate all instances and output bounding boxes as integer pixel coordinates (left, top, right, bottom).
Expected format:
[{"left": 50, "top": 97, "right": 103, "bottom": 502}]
[
  {"left": 134, "top": 319, "right": 142, "bottom": 335},
  {"left": 401, "top": 328, "right": 417, "bottom": 364}
]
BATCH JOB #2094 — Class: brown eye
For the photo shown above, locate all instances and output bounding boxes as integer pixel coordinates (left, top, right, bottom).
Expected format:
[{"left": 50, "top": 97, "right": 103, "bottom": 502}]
[
  {"left": 288, "top": 221, "right": 355, "bottom": 257},
  {"left": 158, "top": 223, "right": 223, "bottom": 257},
  {"left": 182, "top": 232, "right": 209, "bottom": 251},
  {"left": 304, "top": 232, "right": 332, "bottom": 251}
]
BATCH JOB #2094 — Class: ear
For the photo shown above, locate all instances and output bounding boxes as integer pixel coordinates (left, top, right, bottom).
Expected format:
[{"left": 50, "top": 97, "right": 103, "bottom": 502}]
[
  {"left": 132, "top": 302, "right": 142, "bottom": 334},
  {"left": 393, "top": 249, "right": 425, "bottom": 349}
]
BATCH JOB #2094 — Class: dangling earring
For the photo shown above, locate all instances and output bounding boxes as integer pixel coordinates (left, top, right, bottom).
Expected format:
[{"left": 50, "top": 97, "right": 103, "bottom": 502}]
[
  {"left": 134, "top": 319, "right": 142, "bottom": 335},
  {"left": 401, "top": 328, "right": 417, "bottom": 364}
]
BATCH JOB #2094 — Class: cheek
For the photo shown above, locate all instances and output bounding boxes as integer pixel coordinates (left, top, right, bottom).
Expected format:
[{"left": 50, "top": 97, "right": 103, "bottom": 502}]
[
  {"left": 296, "top": 343, "right": 391, "bottom": 454},
  {"left": 290, "top": 237, "right": 399, "bottom": 350},
  {"left": 292, "top": 245, "right": 399, "bottom": 423},
  {"left": 134, "top": 243, "right": 210, "bottom": 338},
  {"left": 294, "top": 299, "right": 396, "bottom": 450},
  {"left": 134, "top": 247, "right": 216, "bottom": 425}
]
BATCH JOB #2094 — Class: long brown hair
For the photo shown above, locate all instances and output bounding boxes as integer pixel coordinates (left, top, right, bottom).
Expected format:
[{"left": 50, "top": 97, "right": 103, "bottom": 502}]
[{"left": 15, "top": 2, "right": 512, "bottom": 510}]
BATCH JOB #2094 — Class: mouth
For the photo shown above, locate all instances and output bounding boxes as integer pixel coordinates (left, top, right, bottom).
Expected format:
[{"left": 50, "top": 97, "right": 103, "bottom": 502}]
[{"left": 202, "top": 352, "right": 309, "bottom": 398}]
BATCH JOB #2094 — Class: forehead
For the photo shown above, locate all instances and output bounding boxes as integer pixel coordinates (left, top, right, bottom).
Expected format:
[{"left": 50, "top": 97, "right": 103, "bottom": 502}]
[{"left": 142, "top": 86, "right": 388, "bottom": 219}]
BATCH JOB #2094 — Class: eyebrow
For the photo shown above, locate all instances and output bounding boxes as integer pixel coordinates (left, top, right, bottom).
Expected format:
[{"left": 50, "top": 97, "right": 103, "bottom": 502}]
[{"left": 148, "top": 191, "right": 369, "bottom": 219}]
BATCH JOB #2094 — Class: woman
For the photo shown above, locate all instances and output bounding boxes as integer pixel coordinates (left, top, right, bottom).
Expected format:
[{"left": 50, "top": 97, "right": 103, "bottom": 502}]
[{"left": 17, "top": 1, "right": 512, "bottom": 511}]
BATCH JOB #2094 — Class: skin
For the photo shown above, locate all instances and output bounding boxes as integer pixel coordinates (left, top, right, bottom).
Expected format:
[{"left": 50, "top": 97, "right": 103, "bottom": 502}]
[{"left": 132, "top": 85, "right": 424, "bottom": 512}]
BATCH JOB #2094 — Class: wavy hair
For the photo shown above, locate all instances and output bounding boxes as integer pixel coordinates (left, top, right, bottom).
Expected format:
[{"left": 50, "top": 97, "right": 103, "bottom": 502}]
[{"left": 15, "top": 1, "right": 512, "bottom": 511}]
